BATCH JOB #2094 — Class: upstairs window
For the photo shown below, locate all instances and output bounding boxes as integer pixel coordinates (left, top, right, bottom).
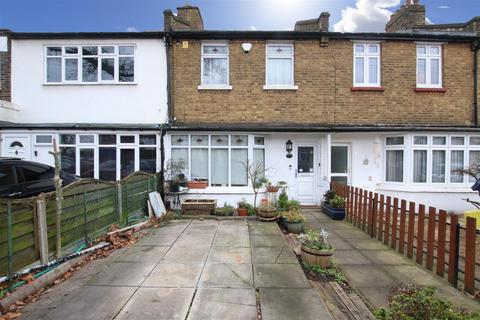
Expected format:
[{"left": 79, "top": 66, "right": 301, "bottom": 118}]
[
  {"left": 265, "top": 43, "right": 294, "bottom": 87},
  {"left": 416, "top": 44, "right": 442, "bottom": 88},
  {"left": 353, "top": 43, "right": 380, "bottom": 87},
  {"left": 45, "top": 45, "right": 135, "bottom": 84},
  {"left": 201, "top": 42, "right": 229, "bottom": 86}
]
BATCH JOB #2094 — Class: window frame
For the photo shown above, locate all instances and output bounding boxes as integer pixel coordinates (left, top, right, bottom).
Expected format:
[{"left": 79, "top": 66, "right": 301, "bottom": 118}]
[
  {"left": 384, "top": 136, "right": 405, "bottom": 183},
  {"left": 264, "top": 42, "right": 297, "bottom": 90},
  {"left": 44, "top": 44, "right": 136, "bottom": 85},
  {"left": 199, "top": 41, "right": 231, "bottom": 90},
  {"left": 416, "top": 43, "right": 443, "bottom": 89},
  {"left": 352, "top": 42, "right": 381, "bottom": 88}
]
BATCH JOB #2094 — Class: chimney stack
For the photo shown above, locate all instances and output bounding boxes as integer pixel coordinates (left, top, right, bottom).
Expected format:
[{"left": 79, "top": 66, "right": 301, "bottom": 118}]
[
  {"left": 386, "top": 0, "right": 425, "bottom": 32},
  {"left": 294, "top": 12, "right": 330, "bottom": 32},
  {"left": 164, "top": 5, "right": 204, "bottom": 32}
]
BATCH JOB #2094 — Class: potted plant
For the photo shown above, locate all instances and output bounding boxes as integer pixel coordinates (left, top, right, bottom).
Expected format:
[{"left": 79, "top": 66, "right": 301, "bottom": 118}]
[
  {"left": 237, "top": 199, "right": 249, "bottom": 217},
  {"left": 297, "top": 229, "right": 334, "bottom": 268},
  {"left": 321, "top": 190, "right": 346, "bottom": 220},
  {"left": 258, "top": 203, "right": 277, "bottom": 221},
  {"left": 166, "top": 159, "right": 188, "bottom": 192},
  {"left": 283, "top": 210, "right": 305, "bottom": 234},
  {"left": 266, "top": 180, "right": 279, "bottom": 193},
  {"left": 215, "top": 203, "right": 235, "bottom": 216},
  {"left": 244, "top": 160, "right": 269, "bottom": 212}
]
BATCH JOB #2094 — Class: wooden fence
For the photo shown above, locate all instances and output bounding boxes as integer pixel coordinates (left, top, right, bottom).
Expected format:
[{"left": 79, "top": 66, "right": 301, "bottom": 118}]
[
  {"left": 331, "top": 182, "right": 479, "bottom": 295},
  {"left": 0, "top": 172, "right": 158, "bottom": 279}
]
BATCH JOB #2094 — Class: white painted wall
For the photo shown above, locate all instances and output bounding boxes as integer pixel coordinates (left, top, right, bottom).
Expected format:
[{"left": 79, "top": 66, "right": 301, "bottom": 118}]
[{"left": 11, "top": 38, "right": 167, "bottom": 124}]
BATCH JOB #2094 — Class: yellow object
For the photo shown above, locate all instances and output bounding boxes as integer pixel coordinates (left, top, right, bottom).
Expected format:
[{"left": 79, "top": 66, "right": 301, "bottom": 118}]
[{"left": 464, "top": 210, "right": 480, "bottom": 229}]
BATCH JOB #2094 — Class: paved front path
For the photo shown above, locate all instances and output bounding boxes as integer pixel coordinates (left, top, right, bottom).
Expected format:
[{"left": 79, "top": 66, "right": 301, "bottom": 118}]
[
  {"left": 303, "top": 208, "right": 480, "bottom": 312},
  {"left": 21, "top": 219, "right": 332, "bottom": 320}
]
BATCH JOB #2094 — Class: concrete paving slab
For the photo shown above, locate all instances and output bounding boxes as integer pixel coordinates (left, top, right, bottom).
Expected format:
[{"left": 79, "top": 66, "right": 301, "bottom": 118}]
[
  {"left": 260, "top": 288, "right": 333, "bottom": 320},
  {"left": 333, "top": 249, "right": 371, "bottom": 265},
  {"left": 199, "top": 263, "right": 253, "bottom": 288},
  {"left": 344, "top": 237, "right": 389, "bottom": 250},
  {"left": 213, "top": 233, "right": 250, "bottom": 247},
  {"left": 251, "top": 234, "right": 286, "bottom": 248},
  {"left": 115, "top": 245, "right": 169, "bottom": 263},
  {"left": 87, "top": 262, "right": 156, "bottom": 286},
  {"left": 217, "top": 224, "right": 249, "bottom": 235},
  {"left": 248, "top": 222, "right": 281, "bottom": 235},
  {"left": 135, "top": 233, "right": 180, "bottom": 246},
  {"left": 207, "top": 246, "right": 252, "bottom": 264},
  {"left": 360, "top": 249, "right": 412, "bottom": 265},
  {"left": 152, "top": 220, "right": 190, "bottom": 234},
  {"left": 143, "top": 262, "right": 204, "bottom": 288},
  {"left": 175, "top": 233, "right": 215, "bottom": 247},
  {"left": 184, "top": 221, "right": 218, "bottom": 234},
  {"left": 162, "top": 245, "right": 210, "bottom": 263},
  {"left": 187, "top": 288, "right": 256, "bottom": 320},
  {"left": 435, "top": 286, "right": 480, "bottom": 312},
  {"left": 254, "top": 264, "right": 310, "bottom": 288},
  {"left": 252, "top": 246, "right": 298, "bottom": 264},
  {"left": 40, "top": 286, "right": 136, "bottom": 320},
  {"left": 383, "top": 265, "right": 447, "bottom": 287},
  {"left": 356, "top": 286, "right": 390, "bottom": 309},
  {"left": 327, "top": 237, "right": 355, "bottom": 250},
  {"left": 341, "top": 264, "right": 399, "bottom": 289},
  {"left": 115, "top": 288, "right": 195, "bottom": 320}
]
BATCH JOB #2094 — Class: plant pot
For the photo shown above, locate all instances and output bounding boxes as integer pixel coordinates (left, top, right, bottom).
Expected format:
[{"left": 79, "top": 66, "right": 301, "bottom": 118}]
[
  {"left": 169, "top": 181, "right": 180, "bottom": 193},
  {"left": 286, "top": 221, "right": 304, "bottom": 234},
  {"left": 321, "top": 201, "right": 345, "bottom": 220},
  {"left": 181, "top": 199, "right": 217, "bottom": 215},
  {"left": 187, "top": 180, "right": 208, "bottom": 189},
  {"left": 266, "top": 186, "right": 279, "bottom": 193},
  {"left": 300, "top": 245, "right": 335, "bottom": 268},
  {"left": 237, "top": 208, "right": 248, "bottom": 217},
  {"left": 258, "top": 208, "right": 277, "bottom": 221}
]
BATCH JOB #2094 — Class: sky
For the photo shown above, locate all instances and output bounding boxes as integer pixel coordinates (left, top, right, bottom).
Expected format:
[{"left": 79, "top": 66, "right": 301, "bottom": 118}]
[{"left": 0, "top": 0, "right": 478, "bottom": 33}]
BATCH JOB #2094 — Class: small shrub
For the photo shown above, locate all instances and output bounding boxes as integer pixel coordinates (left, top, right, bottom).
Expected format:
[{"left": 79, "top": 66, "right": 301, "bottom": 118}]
[
  {"left": 283, "top": 210, "right": 304, "bottom": 223},
  {"left": 297, "top": 229, "right": 333, "bottom": 252},
  {"left": 237, "top": 199, "right": 249, "bottom": 209},
  {"left": 374, "top": 284, "right": 479, "bottom": 320},
  {"left": 215, "top": 203, "right": 235, "bottom": 216},
  {"left": 323, "top": 190, "right": 336, "bottom": 203},
  {"left": 306, "top": 264, "right": 347, "bottom": 285},
  {"left": 287, "top": 199, "right": 301, "bottom": 211},
  {"left": 278, "top": 191, "right": 289, "bottom": 210},
  {"left": 329, "top": 195, "right": 345, "bottom": 208}
]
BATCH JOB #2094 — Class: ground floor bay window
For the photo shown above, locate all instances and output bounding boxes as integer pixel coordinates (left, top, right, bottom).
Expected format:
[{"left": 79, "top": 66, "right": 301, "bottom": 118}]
[{"left": 170, "top": 134, "right": 265, "bottom": 188}]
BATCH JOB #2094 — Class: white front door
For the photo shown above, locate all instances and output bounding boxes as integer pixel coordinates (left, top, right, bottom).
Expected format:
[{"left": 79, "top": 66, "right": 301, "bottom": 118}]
[
  {"left": 3, "top": 134, "right": 31, "bottom": 160},
  {"left": 296, "top": 145, "right": 316, "bottom": 205}
]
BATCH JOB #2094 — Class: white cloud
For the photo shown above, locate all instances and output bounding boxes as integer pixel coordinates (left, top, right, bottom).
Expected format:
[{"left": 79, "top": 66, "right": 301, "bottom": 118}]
[
  {"left": 334, "top": 0, "right": 400, "bottom": 33},
  {"left": 126, "top": 27, "right": 138, "bottom": 32},
  {"left": 437, "top": 5, "right": 450, "bottom": 9},
  {"left": 249, "top": 25, "right": 257, "bottom": 31}
]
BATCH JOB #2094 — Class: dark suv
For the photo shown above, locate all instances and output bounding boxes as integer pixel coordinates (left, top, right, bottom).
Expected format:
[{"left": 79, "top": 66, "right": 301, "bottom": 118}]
[{"left": 0, "top": 158, "right": 79, "bottom": 199}]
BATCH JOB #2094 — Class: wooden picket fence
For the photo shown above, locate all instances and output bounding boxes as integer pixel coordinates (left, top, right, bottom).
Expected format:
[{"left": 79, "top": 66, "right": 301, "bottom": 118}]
[{"left": 331, "top": 182, "right": 479, "bottom": 295}]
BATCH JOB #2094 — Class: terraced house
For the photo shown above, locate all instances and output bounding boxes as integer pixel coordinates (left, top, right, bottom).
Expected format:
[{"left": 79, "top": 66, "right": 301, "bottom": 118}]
[{"left": 164, "top": 1, "right": 480, "bottom": 211}]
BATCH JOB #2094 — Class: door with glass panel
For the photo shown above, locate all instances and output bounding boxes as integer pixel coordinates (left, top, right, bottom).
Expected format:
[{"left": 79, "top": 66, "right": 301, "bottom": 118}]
[
  {"left": 119, "top": 148, "right": 136, "bottom": 179},
  {"left": 296, "top": 145, "right": 316, "bottom": 205},
  {"left": 330, "top": 145, "right": 350, "bottom": 185}
]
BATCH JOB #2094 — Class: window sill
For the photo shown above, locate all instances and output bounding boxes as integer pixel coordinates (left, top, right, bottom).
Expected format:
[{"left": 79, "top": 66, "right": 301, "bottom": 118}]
[
  {"left": 168, "top": 187, "right": 266, "bottom": 194},
  {"left": 351, "top": 86, "right": 385, "bottom": 92},
  {"left": 43, "top": 82, "right": 137, "bottom": 86},
  {"left": 197, "top": 85, "right": 233, "bottom": 91},
  {"left": 377, "top": 183, "right": 475, "bottom": 193},
  {"left": 414, "top": 87, "right": 447, "bottom": 92},
  {"left": 263, "top": 85, "right": 298, "bottom": 91}
]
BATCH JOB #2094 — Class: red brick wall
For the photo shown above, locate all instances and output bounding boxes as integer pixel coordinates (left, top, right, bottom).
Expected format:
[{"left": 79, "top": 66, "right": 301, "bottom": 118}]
[{"left": 0, "top": 33, "right": 11, "bottom": 102}]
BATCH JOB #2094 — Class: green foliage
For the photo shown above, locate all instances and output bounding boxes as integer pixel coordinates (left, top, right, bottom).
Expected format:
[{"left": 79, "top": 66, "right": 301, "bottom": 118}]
[
  {"left": 323, "top": 189, "right": 337, "bottom": 202},
  {"left": 287, "top": 199, "right": 301, "bottom": 211},
  {"left": 215, "top": 203, "right": 235, "bottom": 216},
  {"left": 237, "top": 199, "right": 249, "bottom": 209},
  {"left": 330, "top": 195, "right": 345, "bottom": 208},
  {"left": 306, "top": 264, "right": 347, "bottom": 285},
  {"left": 297, "top": 229, "right": 334, "bottom": 251},
  {"left": 278, "top": 191, "right": 289, "bottom": 210},
  {"left": 244, "top": 203, "right": 255, "bottom": 216},
  {"left": 374, "top": 284, "right": 480, "bottom": 320},
  {"left": 276, "top": 181, "right": 288, "bottom": 188},
  {"left": 283, "top": 210, "right": 305, "bottom": 223}
]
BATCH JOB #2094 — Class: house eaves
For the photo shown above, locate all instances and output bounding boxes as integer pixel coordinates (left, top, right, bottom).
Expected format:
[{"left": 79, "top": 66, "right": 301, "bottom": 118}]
[
  {"left": 10, "top": 31, "right": 165, "bottom": 40},
  {"left": 0, "top": 122, "right": 167, "bottom": 131}
]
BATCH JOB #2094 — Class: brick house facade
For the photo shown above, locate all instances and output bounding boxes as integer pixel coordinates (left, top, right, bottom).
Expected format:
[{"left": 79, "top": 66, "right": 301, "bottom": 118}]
[
  {"left": 164, "top": 2, "right": 480, "bottom": 211},
  {"left": 0, "top": 31, "right": 11, "bottom": 102}
]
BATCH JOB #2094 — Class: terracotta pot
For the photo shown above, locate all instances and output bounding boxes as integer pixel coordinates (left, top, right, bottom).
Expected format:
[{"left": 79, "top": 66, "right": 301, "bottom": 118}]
[
  {"left": 266, "top": 186, "right": 279, "bottom": 193},
  {"left": 260, "top": 198, "right": 269, "bottom": 206},
  {"left": 187, "top": 180, "right": 208, "bottom": 189},
  {"left": 258, "top": 209, "right": 277, "bottom": 219},
  {"left": 300, "top": 245, "right": 334, "bottom": 268},
  {"left": 237, "top": 208, "right": 248, "bottom": 217}
]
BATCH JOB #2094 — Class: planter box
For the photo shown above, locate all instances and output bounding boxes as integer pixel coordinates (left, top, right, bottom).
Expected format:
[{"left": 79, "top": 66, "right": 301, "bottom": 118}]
[
  {"left": 187, "top": 181, "right": 208, "bottom": 189},
  {"left": 181, "top": 199, "right": 217, "bottom": 215},
  {"left": 321, "top": 202, "right": 345, "bottom": 220},
  {"left": 301, "top": 245, "right": 334, "bottom": 268},
  {"left": 286, "top": 221, "right": 304, "bottom": 234}
]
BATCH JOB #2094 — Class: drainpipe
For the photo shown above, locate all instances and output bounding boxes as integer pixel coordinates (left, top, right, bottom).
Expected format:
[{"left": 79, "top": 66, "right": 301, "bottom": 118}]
[
  {"left": 472, "top": 37, "right": 479, "bottom": 126},
  {"left": 165, "top": 34, "right": 174, "bottom": 124},
  {"left": 159, "top": 127, "right": 167, "bottom": 201}
]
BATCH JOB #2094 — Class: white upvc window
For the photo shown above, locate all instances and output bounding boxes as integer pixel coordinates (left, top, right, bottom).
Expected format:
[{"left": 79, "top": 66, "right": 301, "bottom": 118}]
[
  {"left": 416, "top": 44, "right": 442, "bottom": 88},
  {"left": 170, "top": 134, "right": 265, "bottom": 188},
  {"left": 264, "top": 43, "right": 296, "bottom": 89},
  {"left": 353, "top": 43, "right": 381, "bottom": 87},
  {"left": 199, "top": 42, "right": 230, "bottom": 89},
  {"left": 385, "top": 136, "right": 404, "bottom": 183},
  {"left": 45, "top": 45, "right": 135, "bottom": 84}
]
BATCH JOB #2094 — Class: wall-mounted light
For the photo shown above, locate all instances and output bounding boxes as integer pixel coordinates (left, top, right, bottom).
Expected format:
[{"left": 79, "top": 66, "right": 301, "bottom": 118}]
[
  {"left": 286, "top": 140, "right": 293, "bottom": 158},
  {"left": 241, "top": 43, "right": 252, "bottom": 53}
]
